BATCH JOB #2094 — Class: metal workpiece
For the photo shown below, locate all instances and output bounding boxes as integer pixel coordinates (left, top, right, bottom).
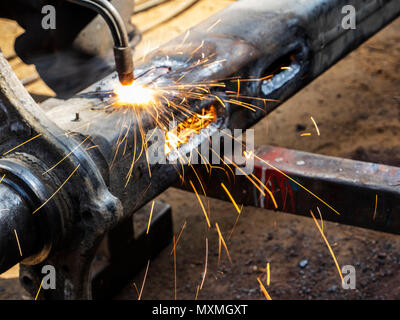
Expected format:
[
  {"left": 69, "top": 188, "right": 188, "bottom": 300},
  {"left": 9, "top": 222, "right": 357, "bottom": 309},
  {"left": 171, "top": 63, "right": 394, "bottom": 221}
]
[
  {"left": 0, "top": 0, "right": 399, "bottom": 299},
  {"left": 40, "top": 0, "right": 400, "bottom": 215},
  {"left": 0, "top": 153, "right": 67, "bottom": 273},
  {"left": 0, "top": 182, "right": 35, "bottom": 272},
  {"left": 0, "top": 50, "right": 123, "bottom": 298},
  {"left": 44, "top": 0, "right": 400, "bottom": 136}
]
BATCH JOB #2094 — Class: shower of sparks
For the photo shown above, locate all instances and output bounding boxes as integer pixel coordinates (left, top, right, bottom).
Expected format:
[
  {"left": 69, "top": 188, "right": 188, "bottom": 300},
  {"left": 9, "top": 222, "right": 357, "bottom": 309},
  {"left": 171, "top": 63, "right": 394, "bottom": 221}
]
[
  {"left": 2, "top": 134, "right": 42, "bottom": 156},
  {"left": 310, "top": 116, "right": 320, "bottom": 136},
  {"left": 0, "top": 39, "right": 353, "bottom": 299},
  {"left": 257, "top": 277, "right": 272, "bottom": 300},
  {"left": 200, "top": 237, "right": 208, "bottom": 290},
  {"left": 373, "top": 194, "right": 378, "bottom": 220},
  {"left": 0, "top": 174, "right": 5, "bottom": 184},
  {"left": 310, "top": 209, "right": 343, "bottom": 283},
  {"left": 146, "top": 200, "right": 155, "bottom": 235},
  {"left": 215, "top": 222, "right": 232, "bottom": 265},
  {"left": 35, "top": 280, "right": 43, "bottom": 300},
  {"left": 14, "top": 229, "right": 23, "bottom": 257},
  {"left": 138, "top": 259, "right": 150, "bottom": 300},
  {"left": 33, "top": 164, "right": 81, "bottom": 215}
]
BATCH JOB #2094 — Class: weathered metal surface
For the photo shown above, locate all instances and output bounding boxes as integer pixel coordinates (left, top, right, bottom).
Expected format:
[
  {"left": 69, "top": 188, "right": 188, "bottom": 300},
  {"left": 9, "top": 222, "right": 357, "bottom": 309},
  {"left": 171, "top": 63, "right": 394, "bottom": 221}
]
[
  {"left": 42, "top": 0, "right": 400, "bottom": 223},
  {"left": 181, "top": 145, "right": 400, "bottom": 234},
  {"left": 0, "top": 0, "right": 399, "bottom": 299}
]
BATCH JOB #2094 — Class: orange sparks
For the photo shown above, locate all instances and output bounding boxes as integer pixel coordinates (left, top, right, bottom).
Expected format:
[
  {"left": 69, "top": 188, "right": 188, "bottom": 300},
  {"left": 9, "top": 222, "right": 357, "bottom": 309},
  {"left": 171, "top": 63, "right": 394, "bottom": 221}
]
[
  {"left": 206, "top": 18, "right": 221, "bottom": 32},
  {"left": 217, "top": 236, "right": 222, "bottom": 266},
  {"left": 316, "top": 206, "right": 324, "bottom": 232},
  {"left": 35, "top": 280, "right": 43, "bottom": 300},
  {"left": 190, "top": 180, "right": 211, "bottom": 228},
  {"left": 221, "top": 182, "right": 241, "bottom": 215},
  {"left": 300, "top": 132, "right": 311, "bottom": 136},
  {"left": 138, "top": 260, "right": 150, "bottom": 300},
  {"left": 266, "top": 262, "right": 270, "bottom": 286},
  {"left": 373, "top": 194, "right": 378, "bottom": 220},
  {"left": 310, "top": 116, "right": 320, "bottom": 136},
  {"left": 257, "top": 277, "right": 272, "bottom": 300},
  {"left": 164, "top": 106, "right": 217, "bottom": 155},
  {"left": 195, "top": 285, "right": 200, "bottom": 300},
  {"left": 146, "top": 201, "right": 155, "bottom": 235},
  {"left": 170, "top": 221, "right": 187, "bottom": 255},
  {"left": 215, "top": 222, "right": 232, "bottom": 265},
  {"left": 310, "top": 210, "right": 343, "bottom": 283},
  {"left": 43, "top": 136, "right": 91, "bottom": 175},
  {"left": 250, "top": 173, "right": 278, "bottom": 209},
  {"left": 0, "top": 174, "right": 5, "bottom": 184},
  {"left": 33, "top": 164, "right": 81, "bottom": 215},
  {"left": 132, "top": 282, "right": 140, "bottom": 298},
  {"left": 14, "top": 229, "right": 23, "bottom": 257},
  {"left": 173, "top": 235, "right": 177, "bottom": 300},
  {"left": 2, "top": 134, "right": 42, "bottom": 156},
  {"left": 200, "top": 238, "right": 208, "bottom": 290}
]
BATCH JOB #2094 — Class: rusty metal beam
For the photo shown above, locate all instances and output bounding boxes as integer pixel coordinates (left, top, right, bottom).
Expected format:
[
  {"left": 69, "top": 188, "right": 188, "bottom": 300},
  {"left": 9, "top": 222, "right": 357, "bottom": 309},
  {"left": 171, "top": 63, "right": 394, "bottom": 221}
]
[{"left": 179, "top": 145, "right": 400, "bottom": 235}]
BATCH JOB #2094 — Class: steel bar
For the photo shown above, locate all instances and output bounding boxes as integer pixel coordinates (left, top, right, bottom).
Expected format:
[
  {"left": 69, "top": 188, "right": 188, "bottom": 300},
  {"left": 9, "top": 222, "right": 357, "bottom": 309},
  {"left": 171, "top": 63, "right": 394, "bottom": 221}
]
[{"left": 179, "top": 145, "right": 400, "bottom": 235}]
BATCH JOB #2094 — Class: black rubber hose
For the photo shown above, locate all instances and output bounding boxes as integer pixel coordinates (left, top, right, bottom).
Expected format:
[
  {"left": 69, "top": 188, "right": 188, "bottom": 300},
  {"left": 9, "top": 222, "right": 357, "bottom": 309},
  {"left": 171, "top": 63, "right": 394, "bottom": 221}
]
[{"left": 66, "top": 0, "right": 134, "bottom": 84}]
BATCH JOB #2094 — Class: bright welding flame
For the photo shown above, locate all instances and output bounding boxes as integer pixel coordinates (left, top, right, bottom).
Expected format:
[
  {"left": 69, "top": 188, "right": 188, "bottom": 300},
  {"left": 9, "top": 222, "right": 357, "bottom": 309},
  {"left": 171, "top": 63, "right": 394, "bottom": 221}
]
[{"left": 114, "top": 82, "right": 155, "bottom": 105}]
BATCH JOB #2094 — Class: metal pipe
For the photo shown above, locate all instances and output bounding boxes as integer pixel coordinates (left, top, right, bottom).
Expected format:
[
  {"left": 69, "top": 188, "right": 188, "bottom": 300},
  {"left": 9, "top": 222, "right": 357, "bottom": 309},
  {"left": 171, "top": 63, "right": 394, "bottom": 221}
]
[{"left": 66, "top": 0, "right": 134, "bottom": 85}]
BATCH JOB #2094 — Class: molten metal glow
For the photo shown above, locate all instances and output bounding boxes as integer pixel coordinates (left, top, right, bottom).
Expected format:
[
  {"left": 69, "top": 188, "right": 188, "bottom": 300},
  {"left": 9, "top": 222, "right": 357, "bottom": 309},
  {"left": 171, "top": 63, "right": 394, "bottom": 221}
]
[
  {"left": 165, "top": 106, "right": 217, "bottom": 154},
  {"left": 114, "top": 82, "right": 155, "bottom": 105}
]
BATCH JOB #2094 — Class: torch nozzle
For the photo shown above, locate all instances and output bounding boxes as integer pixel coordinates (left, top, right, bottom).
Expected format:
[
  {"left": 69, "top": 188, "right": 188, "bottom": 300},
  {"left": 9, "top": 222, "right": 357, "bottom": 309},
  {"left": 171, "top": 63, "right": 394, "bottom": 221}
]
[
  {"left": 114, "top": 46, "right": 135, "bottom": 85},
  {"left": 66, "top": 0, "right": 135, "bottom": 85}
]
